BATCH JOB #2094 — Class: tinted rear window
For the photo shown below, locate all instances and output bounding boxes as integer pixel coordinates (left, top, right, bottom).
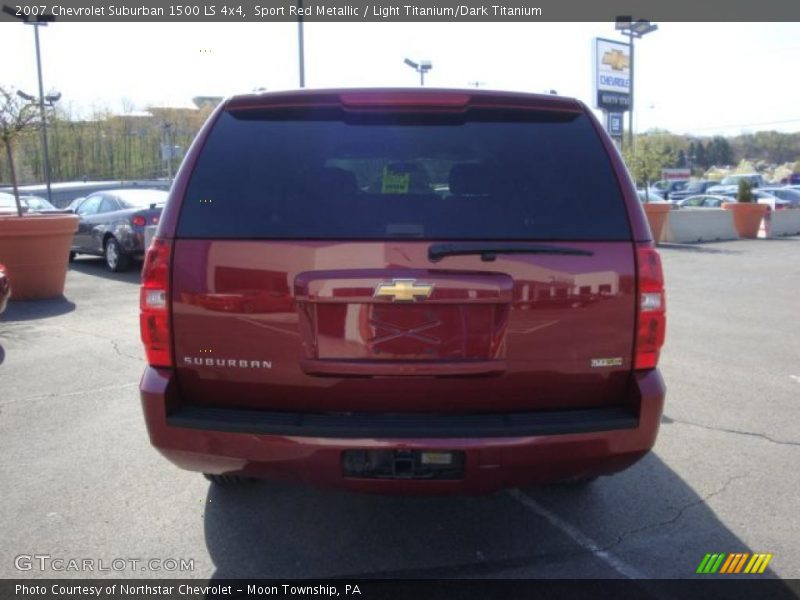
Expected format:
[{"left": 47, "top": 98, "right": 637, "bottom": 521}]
[{"left": 178, "top": 108, "right": 631, "bottom": 240}]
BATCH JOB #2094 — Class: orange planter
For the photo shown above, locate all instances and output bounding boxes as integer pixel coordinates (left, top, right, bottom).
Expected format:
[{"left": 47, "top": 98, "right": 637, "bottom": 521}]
[
  {"left": 642, "top": 203, "right": 671, "bottom": 243},
  {"left": 722, "top": 202, "right": 768, "bottom": 239},
  {"left": 0, "top": 213, "right": 79, "bottom": 300}
]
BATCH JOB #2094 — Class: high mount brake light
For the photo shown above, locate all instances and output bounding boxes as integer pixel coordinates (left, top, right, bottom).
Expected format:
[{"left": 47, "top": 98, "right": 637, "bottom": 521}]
[{"left": 340, "top": 92, "right": 470, "bottom": 109}]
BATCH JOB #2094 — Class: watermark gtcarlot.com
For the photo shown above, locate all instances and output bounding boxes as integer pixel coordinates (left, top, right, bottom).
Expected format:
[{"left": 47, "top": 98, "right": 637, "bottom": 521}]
[{"left": 15, "top": 554, "right": 194, "bottom": 573}]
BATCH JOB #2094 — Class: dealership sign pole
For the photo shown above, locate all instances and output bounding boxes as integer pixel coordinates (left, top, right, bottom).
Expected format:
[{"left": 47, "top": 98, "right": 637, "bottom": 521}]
[
  {"left": 612, "top": 18, "right": 658, "bottom": 152},
  {"left": 592, "top": 37, "right": 630, "bottom": 149}
]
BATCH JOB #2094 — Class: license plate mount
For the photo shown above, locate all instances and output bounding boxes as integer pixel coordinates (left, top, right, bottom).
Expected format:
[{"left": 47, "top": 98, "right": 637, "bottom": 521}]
[{"left": 342, "top": 449, "right": 465, "bottom": 480}]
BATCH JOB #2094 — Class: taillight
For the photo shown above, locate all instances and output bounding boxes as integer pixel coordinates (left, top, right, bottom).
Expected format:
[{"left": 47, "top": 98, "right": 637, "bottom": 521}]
[
  {"left": 132, "top": 215, "right": 146, "bottom": 227},
  {"left": 635, "top": 243, "right": 666, "bottom": 370},
  {"left": 140, "top": 238, "right": 172, "bottom": 367}
]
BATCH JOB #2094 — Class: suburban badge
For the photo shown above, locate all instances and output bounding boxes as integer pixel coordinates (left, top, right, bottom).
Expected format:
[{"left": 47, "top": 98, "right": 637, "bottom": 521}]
[{"left": 590, "top": 357, "right": 624, "bottom": 368}]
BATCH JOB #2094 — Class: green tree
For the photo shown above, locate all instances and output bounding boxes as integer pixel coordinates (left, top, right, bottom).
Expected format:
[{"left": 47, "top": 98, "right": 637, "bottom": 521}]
[
  {"left": 623, "top": 135, "right": 678, "bottom": 192},
  {"left": 695, "top": 141, "right": 707, "bottom": 168},
  {"left": 0, "top": 86, "right": 40, "bottom": 216},
  {"left": 737, "top": 179, "right": 754, "bottom": 203},
  {"left": 709, "top": 136, "right": 733, "bottom": 166},
  {"left": 677, "top": 149, "right": 687, "bottom": 169}
]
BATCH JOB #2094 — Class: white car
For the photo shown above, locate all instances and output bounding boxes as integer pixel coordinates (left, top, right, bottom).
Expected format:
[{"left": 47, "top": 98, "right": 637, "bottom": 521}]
[
  {"left": 674, "top": 194, "right": 732, "bottom": 209},
  {"left": 637, "top": 190, "right": 668, "bottom": 203}
]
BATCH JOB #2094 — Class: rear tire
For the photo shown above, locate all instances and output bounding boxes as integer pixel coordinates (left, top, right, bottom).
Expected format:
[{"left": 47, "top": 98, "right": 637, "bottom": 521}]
[
  {"left": 104, "top": 237, "right": 131, "bottom": 272},
  {"left": 69, "top": 251, "right": 76, "bottom": 262},
  {"left": 203, "top": 473, "right": 256, "bottom": 486}
]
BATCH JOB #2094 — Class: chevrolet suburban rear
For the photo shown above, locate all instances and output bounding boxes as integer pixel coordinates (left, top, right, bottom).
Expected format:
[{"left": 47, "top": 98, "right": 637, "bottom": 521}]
[{"left": 139, "top": 89, "right": 666, "bottom": 494}]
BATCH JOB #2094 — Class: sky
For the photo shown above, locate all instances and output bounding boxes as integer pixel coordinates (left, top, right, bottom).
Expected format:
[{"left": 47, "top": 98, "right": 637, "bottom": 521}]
[{"left": 1, "top": 21, "right": 798, "bottom": 137}]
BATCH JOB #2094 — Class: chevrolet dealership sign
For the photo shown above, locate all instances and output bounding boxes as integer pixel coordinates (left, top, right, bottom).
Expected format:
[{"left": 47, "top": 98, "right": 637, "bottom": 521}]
[{"left": 593, "top": 38, "right": 631, "bottom": 111}]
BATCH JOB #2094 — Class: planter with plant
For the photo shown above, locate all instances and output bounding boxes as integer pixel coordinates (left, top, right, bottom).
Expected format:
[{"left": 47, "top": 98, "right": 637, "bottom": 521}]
[
  {"left": 641, "top": 189, "right": 672, "bottom": 244},
  {"left": 722, "top": 179, "right": 768, "bottom": 239},
  {"left": 0, "top": 86, "right": 78, "bottom": 300},
  {"left": 622, "top": 145, "right": 673, "bottom": 244}
]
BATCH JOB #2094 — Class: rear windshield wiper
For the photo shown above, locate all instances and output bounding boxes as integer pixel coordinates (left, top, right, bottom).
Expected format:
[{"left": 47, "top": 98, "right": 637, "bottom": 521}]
[{"left": 428, "top": 242, "right": 594, "bottom": 262}]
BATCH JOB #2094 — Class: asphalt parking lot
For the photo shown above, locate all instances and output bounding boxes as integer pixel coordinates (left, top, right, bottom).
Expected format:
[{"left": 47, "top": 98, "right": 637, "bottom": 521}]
[{"left": 1, "top": 238, "right": 799, "bottom": 580}]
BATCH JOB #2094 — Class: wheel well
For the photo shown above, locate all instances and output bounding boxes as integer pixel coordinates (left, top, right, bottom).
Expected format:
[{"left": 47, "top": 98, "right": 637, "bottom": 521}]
[{"left": 103, "top": 233, "right": 115, "bottom": 248}]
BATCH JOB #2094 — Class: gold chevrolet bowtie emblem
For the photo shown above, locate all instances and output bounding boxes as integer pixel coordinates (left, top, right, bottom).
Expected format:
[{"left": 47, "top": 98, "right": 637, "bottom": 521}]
[
  {"left": 374, "top": 279, "right": 434, "bottom": 302},
  {"left": 602, "top": 49, "right": 629, "bottom": 71}
]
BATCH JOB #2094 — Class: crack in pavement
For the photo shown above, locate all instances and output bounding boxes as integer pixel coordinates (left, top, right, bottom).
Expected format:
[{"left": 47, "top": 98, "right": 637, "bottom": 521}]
[
  {"left": 600, "top": 474, "right": 747, "bottom": 552},
  {"left": 3, "top": 321, "right": 144, "bottom": 363},
  {"left": 0, "top": 382, "right": 138, "bottom": 407},
  {"left": 663, "top": 415, "right": 800, "bottom": 448},
  {"left": 110, "top": 340, "right": 145, "bottom": 363}
]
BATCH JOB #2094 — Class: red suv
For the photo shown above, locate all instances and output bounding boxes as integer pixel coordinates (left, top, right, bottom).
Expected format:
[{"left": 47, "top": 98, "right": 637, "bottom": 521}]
[{"left": 139, "top": 89, "right": 666, "bottom": 494}]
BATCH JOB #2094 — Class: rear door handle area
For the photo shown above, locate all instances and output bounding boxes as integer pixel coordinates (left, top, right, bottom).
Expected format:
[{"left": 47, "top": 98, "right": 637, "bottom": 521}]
[{"left": 299, "top": 359, "right": 507, "bottom": 377}]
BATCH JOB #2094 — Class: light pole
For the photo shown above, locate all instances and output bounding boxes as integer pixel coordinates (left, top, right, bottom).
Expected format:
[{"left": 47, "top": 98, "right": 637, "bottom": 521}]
[
  {"left": 162, "top": 123, "right": 174, "bottom": 182},
  {"left": 4, "top": 6, "right": 57, "bottom": 203},
  {"left": 403, "top": 58, "right": 432, "bottom": 86},
  {"left": 16, "top": 88, "right": 60, "bottom": 202},
  {"left": 297, "top": 0, "right": 305, "bottom": 87},
  {"left": 615, "top": 16, "right": 657, "bottom": 153}
]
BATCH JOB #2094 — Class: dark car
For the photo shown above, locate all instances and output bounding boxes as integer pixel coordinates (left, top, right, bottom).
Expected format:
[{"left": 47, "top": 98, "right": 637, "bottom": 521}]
[
  {"left": 0, "top": 263, "right": 9, "bottom": 313},
  {"left": 139, "top": 89, "right": 667, "bottom": 494},
  {"left": 779, "top": 173, "right": 800, "bottom": 185},
  {"left": 668, "top": 180, "right": 721, "bottom": 203},
  {"left": 708, "top": 173, "right": 767, "bottom": 196},
  {"left": 71, "top": 189, "right": 167, "bottom": 272},
  {"left": 651, "top": 179, "right": 688, "bottom": 200}
]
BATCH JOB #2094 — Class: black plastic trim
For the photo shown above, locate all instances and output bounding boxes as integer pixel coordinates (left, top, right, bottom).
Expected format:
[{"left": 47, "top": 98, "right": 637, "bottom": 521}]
[{"left": 166, "top": 405, "right": 638, "bottom": 439}]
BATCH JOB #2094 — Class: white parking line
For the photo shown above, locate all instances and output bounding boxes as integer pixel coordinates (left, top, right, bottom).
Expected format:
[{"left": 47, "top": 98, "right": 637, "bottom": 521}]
[{"left": 507, "top": 489, "right": 647, "bottom": 579}]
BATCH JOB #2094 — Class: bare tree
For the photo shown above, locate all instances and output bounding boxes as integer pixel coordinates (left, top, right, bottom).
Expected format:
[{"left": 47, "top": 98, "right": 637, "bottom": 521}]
[{"left": 0, "top": 86, "right": 40, "bottom": 216}]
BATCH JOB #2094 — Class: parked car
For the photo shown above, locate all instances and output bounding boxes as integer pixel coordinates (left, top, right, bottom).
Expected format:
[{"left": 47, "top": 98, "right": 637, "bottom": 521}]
[
  {"left": 70, "top": 189, "right": 167, "bottom": 272},
  {"left": 779, "top": 173, "right": 800, "bottom": 185},
  {"left": 0, "top": 192, "right": 28, "bottom": 215},
  {"left": 20, "top": 195, "right": 64, "bottom": 213},
  {"left": 757, "top": 187, "right": 800, "bottom": 209},
  {"left": 650, "top": 179, "right": 688, "bottom": 200},
  {"left": 1, "top": 192, "right": 68, "bottom": 214},
  {"left": 139, "top": 88, "right": 667, "bottom": 493},
  {"left": 0, "top": 180, "right": 171, "bottom": 209},
  {"left": 674, "top": 194, "right": 732, "bottom": 209},
  {"left": 715, "top": 189, "right": 794, "bottom": 210},
  {"left": 65, "top": 196, "right": 86, "bottom": 212},
  {"left": 637, "top": 190, "right": 668, "bottom": 203},
  {"left": 0, "top": 263, "right": 9, "bottom": 313},
  {"left": 707, "top": 173, "right": 767, "bottom": 195},
  {"left": 668, "top": 180, "right": 721, "bottom": 202}
]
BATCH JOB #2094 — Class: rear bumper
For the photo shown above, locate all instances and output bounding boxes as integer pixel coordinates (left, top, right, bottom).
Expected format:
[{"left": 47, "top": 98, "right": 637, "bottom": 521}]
[
  {"left": 140, "top": 368, "right": 665, "bottom": 494},
  {"left": 119, "top": 229, "right": 146, "bottom": 255}
]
